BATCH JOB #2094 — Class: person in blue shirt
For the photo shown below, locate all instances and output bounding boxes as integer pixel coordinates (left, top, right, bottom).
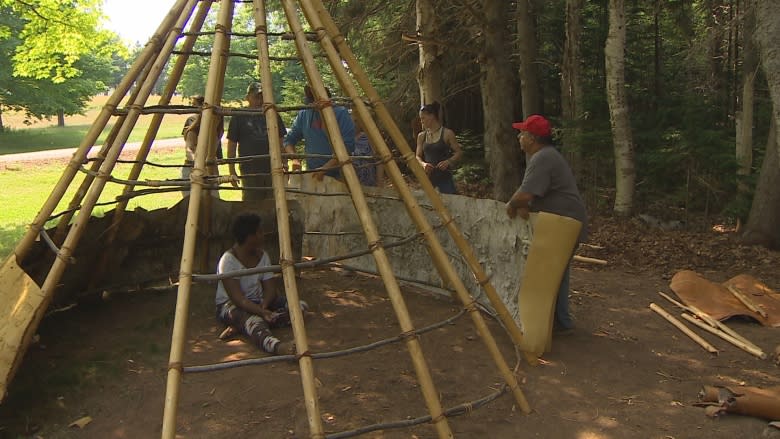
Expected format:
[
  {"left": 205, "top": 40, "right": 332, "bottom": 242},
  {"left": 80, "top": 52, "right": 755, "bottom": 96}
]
[{"left": 284, "top": 86, "right": 355, "bottom": 180}]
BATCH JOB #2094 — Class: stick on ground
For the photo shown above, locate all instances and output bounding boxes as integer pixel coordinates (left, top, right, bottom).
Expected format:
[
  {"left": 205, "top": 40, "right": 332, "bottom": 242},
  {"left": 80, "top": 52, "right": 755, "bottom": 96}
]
[{"left": 649, "top": 303, "right": 718, "bottom": 354}]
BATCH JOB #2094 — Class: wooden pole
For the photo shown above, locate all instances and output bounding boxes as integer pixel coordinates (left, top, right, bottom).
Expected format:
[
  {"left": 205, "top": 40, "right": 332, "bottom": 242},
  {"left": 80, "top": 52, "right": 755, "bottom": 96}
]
[
  {"left": 13, "top": 0, "right": 192, "bottom": 263},
  {"left": 727, "top": 285, "right": 768, "bottom": 319},
  {"left": 85, "top": 1, "right": 210, "bottom": 291},
  {"left": 308, "top": 0, "right": 532, "bottom": 366},
  {"left": 161, "top": 1, "right": 228, "bottom": 438},
  {"left": 649, "top": 303, "right": 718, "bottom": 354},
  {"left": 657, "top": 291, "right": 759, "bottom": 349},
  {"left": 283, "top": 1, "right": 453, "bottom": 437},
  {"left": 573, "top": 255, "right": 607, "bottom": 265},
  {"left": 251, "top": 1, "right": 326, "bottom": 437},
  {"left": 299, "top": 0, "right": 531, "bottom": 415},
  {"left": 680, "top": 313, "right": 767, "bottom": 359}
]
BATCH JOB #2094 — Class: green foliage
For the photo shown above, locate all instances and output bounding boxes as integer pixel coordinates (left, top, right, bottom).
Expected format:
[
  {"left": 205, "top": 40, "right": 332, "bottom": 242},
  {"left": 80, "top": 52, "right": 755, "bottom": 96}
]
[{"left": 0, "top": 1, "right": 128, "bottom": 126}]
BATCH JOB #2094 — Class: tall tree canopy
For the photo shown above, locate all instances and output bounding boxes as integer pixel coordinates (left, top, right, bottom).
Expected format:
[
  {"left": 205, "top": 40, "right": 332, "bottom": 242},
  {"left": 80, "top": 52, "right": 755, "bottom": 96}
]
[{"left": 0, "top": 0, "right": 125, "bottom": 128}]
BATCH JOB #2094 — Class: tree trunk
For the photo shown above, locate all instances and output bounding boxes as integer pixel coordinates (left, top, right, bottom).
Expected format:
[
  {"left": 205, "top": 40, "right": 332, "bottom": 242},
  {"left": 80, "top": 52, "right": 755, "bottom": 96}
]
[
  {"left": 605, "top": 0, "right": 636, "bottom": 216},
  {"left": 743, "top": 118, "right": 780, "bottom": 248},
  {"left": 416, "top": 0, "right": 444, "bottom": 108},
  {"left": 737, "top": 0, "right": 757, "bottom": 195},
  {"left": 516, "top": 0, "right": 542, "bottom": 117},
  {"left": 0, "top": 105, "right": 4, "bottom": 132},
  {"left": 561, "top": 0, "right": 584, "bottom": 177},
  {"left": 57, "top": 109, "right": 65, "bottom": 127},
  {"left": 481, "top": 0, "right": 522, "bottom": 201},
  {"left": 743, "top": 0, "right": 780, "bottom": 249}
]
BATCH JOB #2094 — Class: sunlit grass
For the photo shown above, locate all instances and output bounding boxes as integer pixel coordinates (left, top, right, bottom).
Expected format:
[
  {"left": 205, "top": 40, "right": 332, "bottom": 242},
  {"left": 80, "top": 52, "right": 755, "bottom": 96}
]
[
  {"left": 0, "top": 149, "right": 240, "bottom": 259},
  {"left": 0, "top": 95, "right": 190, "bottom": 154}
]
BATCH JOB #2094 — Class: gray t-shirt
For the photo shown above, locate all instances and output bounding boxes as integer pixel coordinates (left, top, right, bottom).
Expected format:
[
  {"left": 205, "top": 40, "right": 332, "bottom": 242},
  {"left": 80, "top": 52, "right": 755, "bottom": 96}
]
[{"left": 518, "top": 145, "right": 588, "bottom": 242}]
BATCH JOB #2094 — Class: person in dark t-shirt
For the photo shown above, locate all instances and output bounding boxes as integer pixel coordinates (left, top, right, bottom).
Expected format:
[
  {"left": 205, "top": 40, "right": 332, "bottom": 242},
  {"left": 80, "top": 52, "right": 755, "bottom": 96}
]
[
  {"left": 415, "top": 101, "right": 462, "bottom": 194},
  {"left": 506, "top": 114, "right": 588, "bottom": 331},
  {"left": 227, "top": 82, "right": 286, "bottom": 201}
]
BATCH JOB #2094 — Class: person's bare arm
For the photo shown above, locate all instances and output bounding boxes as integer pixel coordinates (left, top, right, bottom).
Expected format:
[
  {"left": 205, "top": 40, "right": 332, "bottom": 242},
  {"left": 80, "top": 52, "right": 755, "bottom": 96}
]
[
  {"left": 416, "top": 132, "right": 433, "bottom": 174},
  {"left": 222, "top": 277, "right": 270, "bottom": 320},
  {"left": 227, "top": 140, "right": 239, "bottom": 187},
  {"left": 436, "top": 129, "right": 463, "bottom": 171},
  {"left": 506, "top": 190, "right": 533, "bottom": 220}
]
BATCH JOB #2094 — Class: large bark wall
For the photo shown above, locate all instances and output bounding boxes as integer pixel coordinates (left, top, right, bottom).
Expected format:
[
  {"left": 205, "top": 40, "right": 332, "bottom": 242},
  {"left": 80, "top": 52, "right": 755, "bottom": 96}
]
[{"left": 290, "top": 175, "right": 531, "bottom": 324}]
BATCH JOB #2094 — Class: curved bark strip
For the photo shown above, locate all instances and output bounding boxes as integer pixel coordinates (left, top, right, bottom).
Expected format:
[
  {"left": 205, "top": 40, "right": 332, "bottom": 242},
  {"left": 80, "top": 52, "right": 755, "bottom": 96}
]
[{"left": 699, "top": 385, "right": 780, "bottom": 421}]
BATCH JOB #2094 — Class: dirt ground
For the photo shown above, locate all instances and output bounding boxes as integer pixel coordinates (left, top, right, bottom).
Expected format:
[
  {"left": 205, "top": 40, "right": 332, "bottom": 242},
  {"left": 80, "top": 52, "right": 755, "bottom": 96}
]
[{"left": 1, "top": 215, "right": 780, "bottom": 439}]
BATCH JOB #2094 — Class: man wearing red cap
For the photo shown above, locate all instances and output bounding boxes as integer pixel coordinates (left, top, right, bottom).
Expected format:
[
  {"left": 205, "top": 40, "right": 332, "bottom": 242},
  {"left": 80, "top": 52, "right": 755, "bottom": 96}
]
[{"left": 506, "top": 114, "right": 587, "bottom": 332}]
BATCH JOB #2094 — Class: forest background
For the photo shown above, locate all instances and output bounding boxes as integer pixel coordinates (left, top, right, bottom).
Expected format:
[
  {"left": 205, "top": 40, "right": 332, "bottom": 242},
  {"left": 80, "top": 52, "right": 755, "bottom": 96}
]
[{"left": 1, "top": 0, "right": 779, "bottom": 250}]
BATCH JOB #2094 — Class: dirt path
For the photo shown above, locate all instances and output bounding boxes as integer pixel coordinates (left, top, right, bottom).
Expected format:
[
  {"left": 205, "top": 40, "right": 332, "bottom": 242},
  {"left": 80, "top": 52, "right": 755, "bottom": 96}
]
[{"left": 0, "top": 138, "right": 184, "bottom": 164}]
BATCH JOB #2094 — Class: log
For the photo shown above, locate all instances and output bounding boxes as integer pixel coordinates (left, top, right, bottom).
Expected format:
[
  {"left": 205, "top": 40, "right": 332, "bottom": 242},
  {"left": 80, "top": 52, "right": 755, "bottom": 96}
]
[
  {"left": 573, "top": 255, "right": 607, "bottom": 265},
  {"left": 649, "top": 303, "right": 718, "bottom": 354},
  {"left": 680, "top": 313, "right": 767, "bottom": 359}
]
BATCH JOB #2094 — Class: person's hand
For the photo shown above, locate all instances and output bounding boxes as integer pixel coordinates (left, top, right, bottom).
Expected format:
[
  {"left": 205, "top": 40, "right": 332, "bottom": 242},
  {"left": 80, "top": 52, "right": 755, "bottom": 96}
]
[
  {"left": 229, "top": 171, "right": 240, "bottom": 188},
  {"left": 505, "top": 202, "right": 517, "bottom": 219},
  {"left": 260, "top": 308, "right": 274, "bottom": 323},
  {"left": 436, "top": 159, "right": 451, "bottom": 171},
  {"left": 422, "top": 162, "right": 433, "bottom": 175},
  {"left": 517, "top": 207, "right": 529, "bottom": 220}
]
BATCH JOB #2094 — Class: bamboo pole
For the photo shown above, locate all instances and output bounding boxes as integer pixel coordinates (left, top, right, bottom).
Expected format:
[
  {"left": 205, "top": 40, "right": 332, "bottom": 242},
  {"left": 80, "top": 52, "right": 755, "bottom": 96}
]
[
  {"left": 657, "top": 291, "right": 759, "bottom": 349},
  {"left": 283, "top": 1, "right": 453, "bottom": 437},
  {"left": 727, "top": 285, "right": 768, "bottom": 319},
  {"left": 83, "top": 2, "right": 209, "bottom": 291},
  {"left": 4, "top": 0, "right": 194, "bottom": 406},
  {"left": 13, "top": 0, "right": 192, "bottom": 263},
  {"left": 251, "top": 2, "right": 325, "bottom": 437},
  {"left": 649, "top": 303, "right": 718, "bottom": 354},
  {"left": 680, "top": 313, "right": 767, "bottom": 359},
  {"left": 299, "top": 0, "right": 531, "bottom": 415},
  {"left": 308, "top": 0, "right": 532, "bottom": 366},
  {"left": 161, "top": 1, "right": 229, "bottom": 438}
]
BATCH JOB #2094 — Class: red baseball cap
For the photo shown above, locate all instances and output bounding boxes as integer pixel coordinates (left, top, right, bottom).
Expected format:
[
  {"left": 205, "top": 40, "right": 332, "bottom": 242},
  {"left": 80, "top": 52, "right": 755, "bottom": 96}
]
[{"left": 512, "top": 115, "right": 551, "bottom": 137}]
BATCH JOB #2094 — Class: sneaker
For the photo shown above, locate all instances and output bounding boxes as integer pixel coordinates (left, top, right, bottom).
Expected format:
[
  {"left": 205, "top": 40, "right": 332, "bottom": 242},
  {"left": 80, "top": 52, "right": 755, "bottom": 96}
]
[{"left": 275, "top": 341, "right": 296, "bottom": 356}]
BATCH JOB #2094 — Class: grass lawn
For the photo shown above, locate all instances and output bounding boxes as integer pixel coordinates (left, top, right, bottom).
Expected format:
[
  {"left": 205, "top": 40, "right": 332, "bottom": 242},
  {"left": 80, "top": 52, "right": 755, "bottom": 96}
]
[
  {"left": 0, "top": 95, "right": 191, "bottom": 154},
  {"left": 0, "top": 150, "right": 240, "bottom": 259}
]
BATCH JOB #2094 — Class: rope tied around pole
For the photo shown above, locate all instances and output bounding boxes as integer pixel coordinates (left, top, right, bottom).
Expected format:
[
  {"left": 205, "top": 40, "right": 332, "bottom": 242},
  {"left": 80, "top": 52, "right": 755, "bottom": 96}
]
[
  {"left": 279, "top": 258, "right": 295, "bottom": 270},
  {"left": 429, "top": 413, "right": 447, "bottom": 424},
  {"left": 295, "top": 350, "right": 312, "bottom": 361},
  {"left": 312, "top": 98, "right": 333, "bottom": 110},
  {"left": 398, "top": 329, "right": 418, "bottom": 341},
  {"left": 367, "top": 239, "right": 383, "bottom": 252},
  {"left": 189, "top": 166, "right": 207, "bottom": 185},
  {"left": 312, "top": 26, "right": 327, "bottom": 41},
  {"left": 214, "top": 23, "right": 228, "bottom": 34},
  {"left": 463, "top": 299, "right": 479, "bottom": 313},
  {"left": 55, "top": 244, "right": 77, "bottom": 265},
  {"left": 401, "top": 151, "right": 416, "bottom": 162},
  {"left": 254, "top": 24, "right": 268, "bottom": 35},
  {"left": 477, "top": 273, "right": 492, "bottom": 286},
  {"left": 168, "top": 362, "right": 183, "bottom": 372},
  {"left": 127, "top": 103, "right": 144, "bottom": 112},
  {"left": 261, "top": 102, "right": 278, "bottom": 114}
]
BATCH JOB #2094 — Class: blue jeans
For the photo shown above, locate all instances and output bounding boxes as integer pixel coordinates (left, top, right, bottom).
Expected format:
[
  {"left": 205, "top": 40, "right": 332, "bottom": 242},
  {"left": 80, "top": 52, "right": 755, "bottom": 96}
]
[{"left": 555, "top": 260, "right": 574, "bottom": 329}]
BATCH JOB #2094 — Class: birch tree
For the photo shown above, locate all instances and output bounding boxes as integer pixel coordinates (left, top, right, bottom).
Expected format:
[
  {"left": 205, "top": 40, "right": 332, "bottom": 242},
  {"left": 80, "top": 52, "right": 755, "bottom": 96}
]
[
  {"left": 416, "top": 0, "right": 443, "bottom": 107},
  {"left": 605, "top": 0, "right": 636, "bottom": 216}
]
